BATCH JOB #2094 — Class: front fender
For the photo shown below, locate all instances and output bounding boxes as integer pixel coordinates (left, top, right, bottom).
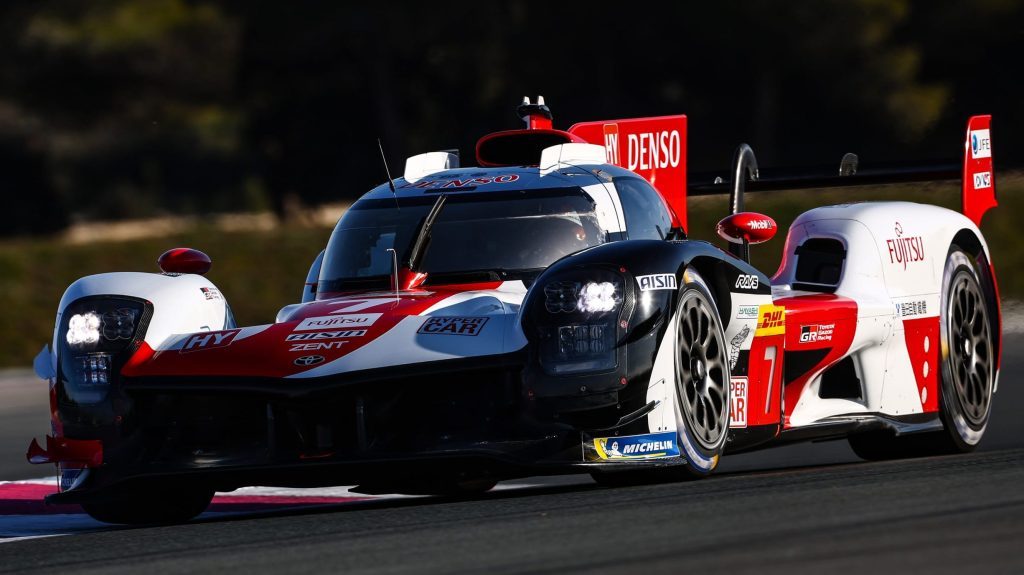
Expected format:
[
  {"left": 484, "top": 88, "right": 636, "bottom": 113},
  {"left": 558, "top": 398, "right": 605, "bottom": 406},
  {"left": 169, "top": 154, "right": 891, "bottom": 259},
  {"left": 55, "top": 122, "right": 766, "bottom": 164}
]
[
  {"left": 55, "top": 272, "right": 232, "bottom": 353},
  {"left": 520, "top": 239, "right": 770, "bottom": 432}
]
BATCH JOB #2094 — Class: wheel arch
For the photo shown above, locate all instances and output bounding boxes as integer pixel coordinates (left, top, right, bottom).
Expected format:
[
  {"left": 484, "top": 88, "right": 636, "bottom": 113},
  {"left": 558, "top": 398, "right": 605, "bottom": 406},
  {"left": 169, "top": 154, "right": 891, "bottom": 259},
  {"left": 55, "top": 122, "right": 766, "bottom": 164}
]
[{"left": 949, "top": 228, "right": 1002, "bottom": 378}]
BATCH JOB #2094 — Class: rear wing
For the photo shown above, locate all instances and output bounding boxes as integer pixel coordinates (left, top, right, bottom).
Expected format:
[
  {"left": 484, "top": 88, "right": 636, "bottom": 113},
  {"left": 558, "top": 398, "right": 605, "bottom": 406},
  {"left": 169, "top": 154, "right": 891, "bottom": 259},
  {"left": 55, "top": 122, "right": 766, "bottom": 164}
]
[
  {"left": 487, "top": 100, "right": 995, "bottom": 231},
  {"left": 687, "top": 115, "right": 997, "bottom": 228},
  {"left": 569, "top": 116, "right": 688, "bottom": 231}
]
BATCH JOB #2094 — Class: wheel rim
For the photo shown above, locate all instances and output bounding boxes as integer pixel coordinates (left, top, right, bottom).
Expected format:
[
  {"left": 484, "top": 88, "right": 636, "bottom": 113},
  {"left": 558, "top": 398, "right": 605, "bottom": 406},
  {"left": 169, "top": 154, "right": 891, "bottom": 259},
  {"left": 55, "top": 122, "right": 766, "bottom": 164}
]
[
  {"left": 947, "top": 270, "right": 993, "bottom": 426},
  {"left": 675, "top": 291, "right": 729, "bottom": 450}
]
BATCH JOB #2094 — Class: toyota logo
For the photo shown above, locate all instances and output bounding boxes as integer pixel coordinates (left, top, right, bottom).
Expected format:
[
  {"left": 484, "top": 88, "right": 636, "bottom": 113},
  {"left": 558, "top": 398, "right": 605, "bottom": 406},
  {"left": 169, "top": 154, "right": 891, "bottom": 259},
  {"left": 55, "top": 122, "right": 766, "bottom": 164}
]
[{"left": 294, "top": 355, "right": 325, "bottom": 367}]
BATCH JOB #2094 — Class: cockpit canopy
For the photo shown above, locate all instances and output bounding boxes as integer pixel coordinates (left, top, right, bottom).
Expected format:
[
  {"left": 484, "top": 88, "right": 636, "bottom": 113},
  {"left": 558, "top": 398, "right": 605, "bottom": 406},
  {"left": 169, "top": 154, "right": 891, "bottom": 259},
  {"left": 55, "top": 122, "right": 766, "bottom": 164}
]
[{"left": 319, "top": 185, "right": 605, "bottom": 292}]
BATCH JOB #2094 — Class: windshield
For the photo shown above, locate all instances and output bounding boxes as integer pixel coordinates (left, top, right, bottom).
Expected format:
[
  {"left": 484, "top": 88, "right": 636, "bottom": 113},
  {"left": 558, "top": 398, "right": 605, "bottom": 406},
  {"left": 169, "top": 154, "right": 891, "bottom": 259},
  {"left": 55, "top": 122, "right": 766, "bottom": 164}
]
[{"left": 320, "top": 187, "right": 604, "bottom": 291}]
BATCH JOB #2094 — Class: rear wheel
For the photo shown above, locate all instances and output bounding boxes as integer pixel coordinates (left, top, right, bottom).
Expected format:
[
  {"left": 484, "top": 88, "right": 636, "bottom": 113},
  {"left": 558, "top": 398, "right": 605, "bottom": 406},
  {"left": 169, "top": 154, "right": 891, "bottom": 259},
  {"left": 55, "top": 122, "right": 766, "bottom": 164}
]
[
  {"left": 592, "top": 274, "right": 729, "bottom": 485},
  {"left": 849, "top": 247, "right": 995, "bottom": 460},
  {"left": 81, "top": 484, "right": 214, "bottom": 525}
]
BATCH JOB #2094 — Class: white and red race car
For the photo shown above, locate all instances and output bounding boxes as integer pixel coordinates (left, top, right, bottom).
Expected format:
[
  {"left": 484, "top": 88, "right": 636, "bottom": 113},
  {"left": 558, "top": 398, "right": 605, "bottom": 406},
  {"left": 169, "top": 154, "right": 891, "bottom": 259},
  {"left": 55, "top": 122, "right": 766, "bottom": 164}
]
[{"left": 28, "top": 98, "right": 1000, "bottom": 524}]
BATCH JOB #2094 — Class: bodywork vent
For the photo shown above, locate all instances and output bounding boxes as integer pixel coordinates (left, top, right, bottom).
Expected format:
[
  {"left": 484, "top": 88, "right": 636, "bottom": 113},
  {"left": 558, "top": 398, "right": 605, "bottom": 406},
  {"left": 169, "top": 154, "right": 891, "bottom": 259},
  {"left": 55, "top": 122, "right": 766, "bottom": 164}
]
[{"left": 794, "top": 238, "right": 846, "bottom": 293}]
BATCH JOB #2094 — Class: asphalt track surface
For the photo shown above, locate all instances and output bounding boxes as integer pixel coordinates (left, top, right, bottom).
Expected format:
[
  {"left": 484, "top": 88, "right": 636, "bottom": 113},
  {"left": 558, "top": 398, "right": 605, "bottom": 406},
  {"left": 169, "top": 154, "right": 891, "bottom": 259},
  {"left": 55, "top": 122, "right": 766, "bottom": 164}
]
[{"left": 1, "top": 335, "right": 1022, "bottom": 574}]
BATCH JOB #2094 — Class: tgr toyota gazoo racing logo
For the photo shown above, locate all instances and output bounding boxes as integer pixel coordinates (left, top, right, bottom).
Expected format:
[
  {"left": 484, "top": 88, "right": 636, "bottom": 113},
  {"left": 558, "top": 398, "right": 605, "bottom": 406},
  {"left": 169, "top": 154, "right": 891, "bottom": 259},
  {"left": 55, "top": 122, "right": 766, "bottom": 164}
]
[
  {"left": 799, "top": 323, "right": 835, "bottom": 343},
  {"left": 886, "top": 221, "right": 925, "bottom": 270}
]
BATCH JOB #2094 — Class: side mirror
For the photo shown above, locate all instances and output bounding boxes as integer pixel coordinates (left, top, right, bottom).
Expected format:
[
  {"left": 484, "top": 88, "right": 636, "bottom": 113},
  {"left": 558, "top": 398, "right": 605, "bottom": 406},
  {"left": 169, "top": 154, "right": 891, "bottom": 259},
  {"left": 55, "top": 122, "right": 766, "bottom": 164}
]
[
  {"left": 716, "top": 212, "right": 777, "bottom": 245},
  {"left": 302, "top": 250, "right": 325, "bottom": 303},
  {"left": 158, "top": 248, "right": 212, "bottom": 275}
]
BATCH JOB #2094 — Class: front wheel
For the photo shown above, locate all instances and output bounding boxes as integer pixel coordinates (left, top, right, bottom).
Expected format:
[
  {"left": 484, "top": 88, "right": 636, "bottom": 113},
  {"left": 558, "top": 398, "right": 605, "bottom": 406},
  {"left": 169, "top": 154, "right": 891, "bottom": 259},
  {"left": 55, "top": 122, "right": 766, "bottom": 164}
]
[
  {"left": 592, "top": 272, "right": 730, "bottom": 485},
  {"left": 672, "top": 276, "right": 731, "bottom": 477}
]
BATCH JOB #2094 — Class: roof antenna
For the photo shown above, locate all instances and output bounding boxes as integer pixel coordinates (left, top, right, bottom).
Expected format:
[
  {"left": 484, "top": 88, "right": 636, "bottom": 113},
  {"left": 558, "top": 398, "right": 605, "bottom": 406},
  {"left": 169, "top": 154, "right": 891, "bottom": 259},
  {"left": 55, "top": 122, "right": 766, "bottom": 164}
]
[{"left": 377, "top": 138, "right": 399, "bottom": 209}]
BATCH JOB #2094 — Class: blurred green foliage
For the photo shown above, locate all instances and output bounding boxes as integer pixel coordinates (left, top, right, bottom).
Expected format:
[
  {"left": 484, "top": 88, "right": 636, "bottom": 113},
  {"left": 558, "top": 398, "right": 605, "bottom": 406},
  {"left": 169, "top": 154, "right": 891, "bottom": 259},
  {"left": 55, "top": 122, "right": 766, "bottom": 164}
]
[
  {"left": 1, "top": 174, "right": 1020, "bottom": 368},
  {"left": 0, "top": 1, "right": 1020, "bottom": 236}
]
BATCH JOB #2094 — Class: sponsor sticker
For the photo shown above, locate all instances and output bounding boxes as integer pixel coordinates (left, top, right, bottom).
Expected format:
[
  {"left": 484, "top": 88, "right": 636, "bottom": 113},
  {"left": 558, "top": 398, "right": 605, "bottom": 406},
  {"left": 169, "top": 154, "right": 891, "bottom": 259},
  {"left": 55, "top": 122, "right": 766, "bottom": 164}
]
[
  {"left": 636, "top": 274, "right": 677, "bottom": 292},
  {"left": 200, "top": 287, "right": 222, "bottom": 300},
  {"left": 294, "top": 313, "right": 381, "bottom": 331},
  {"left": 799, "top": 323, "right": 835, "bottom": 343},
  {"left": 289, "top": 341, "right": 347, "bottom": 352},
  {"left": 417, "top": 316, "right": 489, "bottom": 336},
  {"left": 587, "top": 431, "right": 679, "bottom": 461},
  {"left": 180, "top": 329, "right": 240, "bottom": 353},
  {"left": 625, "top": 130, "right": 682, "bottom": 171},
  {"left": 735, "top": 305, "right": 759, "bottom": 319},
  {"left": 970, "top": 129, "right": 991, "bottom": 159},
  {"left": 603, "top": 123, "right": 620, "bottom": 165},
  {"left": 398, "top": 174, "right": 520, "bottom": 190},
  {"left": 893, "top": 296, "right": 937, "bottom": 319},
  {"left": 730, "top": 377, "right": 748, "bottom": 428},
  {"left": 973, "top": 171, "right": 992, "bottom": 190},
  {"left": 755, "top": 304, "right": 785, "bottom": 336},
  {"left": 729, "top": 325, "right": 750, "bottom": 369},
  {"left": 285, "top": 330, "right": 367, "bottom": 341},
  {"left": 293, "top": 355, "right": 325, "bottom": 367},
  {"left": 734, "top": 274, "right": 759, "bottom": 290},
  {"left": 885, "top": 222, "right": 925, "bottom": 270}
]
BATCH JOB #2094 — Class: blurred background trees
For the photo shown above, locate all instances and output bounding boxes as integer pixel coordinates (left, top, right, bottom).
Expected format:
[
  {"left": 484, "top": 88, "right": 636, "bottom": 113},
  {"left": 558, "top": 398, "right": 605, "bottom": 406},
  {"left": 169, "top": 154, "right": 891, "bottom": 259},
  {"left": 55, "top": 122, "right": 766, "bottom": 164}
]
[{"left": 0, "top": 0, "right": 1020, "bottom": 236}]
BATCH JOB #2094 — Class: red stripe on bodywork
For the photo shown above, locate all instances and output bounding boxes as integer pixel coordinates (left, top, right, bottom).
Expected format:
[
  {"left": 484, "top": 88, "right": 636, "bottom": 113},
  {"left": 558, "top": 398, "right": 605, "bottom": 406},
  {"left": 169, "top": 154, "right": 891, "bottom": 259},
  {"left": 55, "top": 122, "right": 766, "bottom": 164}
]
[
  {"left": 745, "top": 332, "right": 784, "bottom": 431},
  {"left": 121, "top": 284, "right": 502, "bottom": 380},
  {"left": 775, "top": 294, "right": 858, "bottom": 428},
  {"left": 902, "top": 316, "right": 940, "bottom": 412},
  {"left": 989, "top": 260, "right": 1003, "bottom": 375}
]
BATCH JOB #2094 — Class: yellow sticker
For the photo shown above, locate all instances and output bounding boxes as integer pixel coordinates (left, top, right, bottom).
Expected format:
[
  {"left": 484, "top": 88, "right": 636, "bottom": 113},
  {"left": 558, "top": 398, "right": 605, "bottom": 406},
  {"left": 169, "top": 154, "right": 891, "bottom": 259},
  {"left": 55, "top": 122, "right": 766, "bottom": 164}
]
[{"left": 755, "top": 304, "right": 785, "bottom": 336}]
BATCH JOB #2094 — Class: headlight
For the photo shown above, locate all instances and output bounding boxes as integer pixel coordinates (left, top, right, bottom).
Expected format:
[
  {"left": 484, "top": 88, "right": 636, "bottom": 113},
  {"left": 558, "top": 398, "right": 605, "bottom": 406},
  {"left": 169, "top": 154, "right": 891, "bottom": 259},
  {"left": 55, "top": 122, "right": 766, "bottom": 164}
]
[
  {"left": 66, "top": 313, "right": 102, "bottom": 347},
  {"left": 59, "top": 297, "right": 149, "bottom": 405},
  {"left": 544, "top": 281, "right": 621, "bottom": 314},
  {"left": 577, "top": 282, "right": 618, "bottom": 313},
  {"left": 532, "top": 273, "right": 627, "bottom": 375},
  {"left": 66, "top": 308, "right": 139, "bottom": 350}
]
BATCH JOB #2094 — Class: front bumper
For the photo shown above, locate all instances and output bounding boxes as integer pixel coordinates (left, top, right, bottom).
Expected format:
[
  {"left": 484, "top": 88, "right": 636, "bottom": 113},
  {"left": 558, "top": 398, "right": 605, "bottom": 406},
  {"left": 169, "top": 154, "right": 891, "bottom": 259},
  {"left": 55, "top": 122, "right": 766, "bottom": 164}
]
[
  {"left": 47, "top": 351, "right": 676, "bottom": 505},
  {"left": 46, "top": 354, "right": 589, "bottom": 504}
]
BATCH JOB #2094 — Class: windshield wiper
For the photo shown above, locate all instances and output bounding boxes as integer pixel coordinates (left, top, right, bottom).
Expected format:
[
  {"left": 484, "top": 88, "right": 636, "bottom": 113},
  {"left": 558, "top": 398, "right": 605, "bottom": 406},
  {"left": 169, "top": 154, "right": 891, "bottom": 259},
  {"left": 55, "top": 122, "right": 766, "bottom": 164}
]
[{"left": 405, "top": 193, "right": 448, "bottom": 271}]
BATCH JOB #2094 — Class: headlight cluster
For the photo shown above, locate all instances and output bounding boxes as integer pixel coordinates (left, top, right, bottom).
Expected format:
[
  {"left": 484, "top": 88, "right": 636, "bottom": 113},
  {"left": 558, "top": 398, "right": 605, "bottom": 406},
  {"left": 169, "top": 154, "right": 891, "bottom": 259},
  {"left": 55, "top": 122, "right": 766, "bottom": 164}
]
[
  {"left": 544, "top": 281, "right": 619, "bottom": 314},
  {"left": 533, "top": 275, "right": 626, "bottom": 375},
  {"left": 59, "top": 298, "right": 148, "bottom": 405},
  {"left": 66, "top": 308, "right": 137, "bottom": 348}
]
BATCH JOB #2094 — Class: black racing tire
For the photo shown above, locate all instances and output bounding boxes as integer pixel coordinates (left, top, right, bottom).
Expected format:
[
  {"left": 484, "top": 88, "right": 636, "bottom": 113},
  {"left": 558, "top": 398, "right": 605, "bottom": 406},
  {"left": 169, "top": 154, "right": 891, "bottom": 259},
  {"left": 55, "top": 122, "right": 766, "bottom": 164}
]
[
  {"left": 81, "top": 485, "right": 214, "bottom": 525},
  {"left": 591, "top": 271, "right": 730, "bottom": 486},
  {"left": 849, "top": 246, "right": 995, "bottom": 460}
]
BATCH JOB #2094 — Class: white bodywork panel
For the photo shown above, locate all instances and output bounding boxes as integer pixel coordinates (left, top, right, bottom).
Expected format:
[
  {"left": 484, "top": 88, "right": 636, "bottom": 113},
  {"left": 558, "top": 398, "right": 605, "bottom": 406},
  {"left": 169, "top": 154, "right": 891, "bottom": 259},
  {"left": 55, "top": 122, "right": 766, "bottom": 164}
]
[
  {"left": 773, "top": 201, "right": 992, "bottom": 427},
  {"left": 291, "top": 283, "right": 529, "bottom": 379},
  {"left": 403, "top": 151, "right": 460, "bottom": 183},
  {"left": 54, "top": 272, "right": 230, "bottom": 353}
]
